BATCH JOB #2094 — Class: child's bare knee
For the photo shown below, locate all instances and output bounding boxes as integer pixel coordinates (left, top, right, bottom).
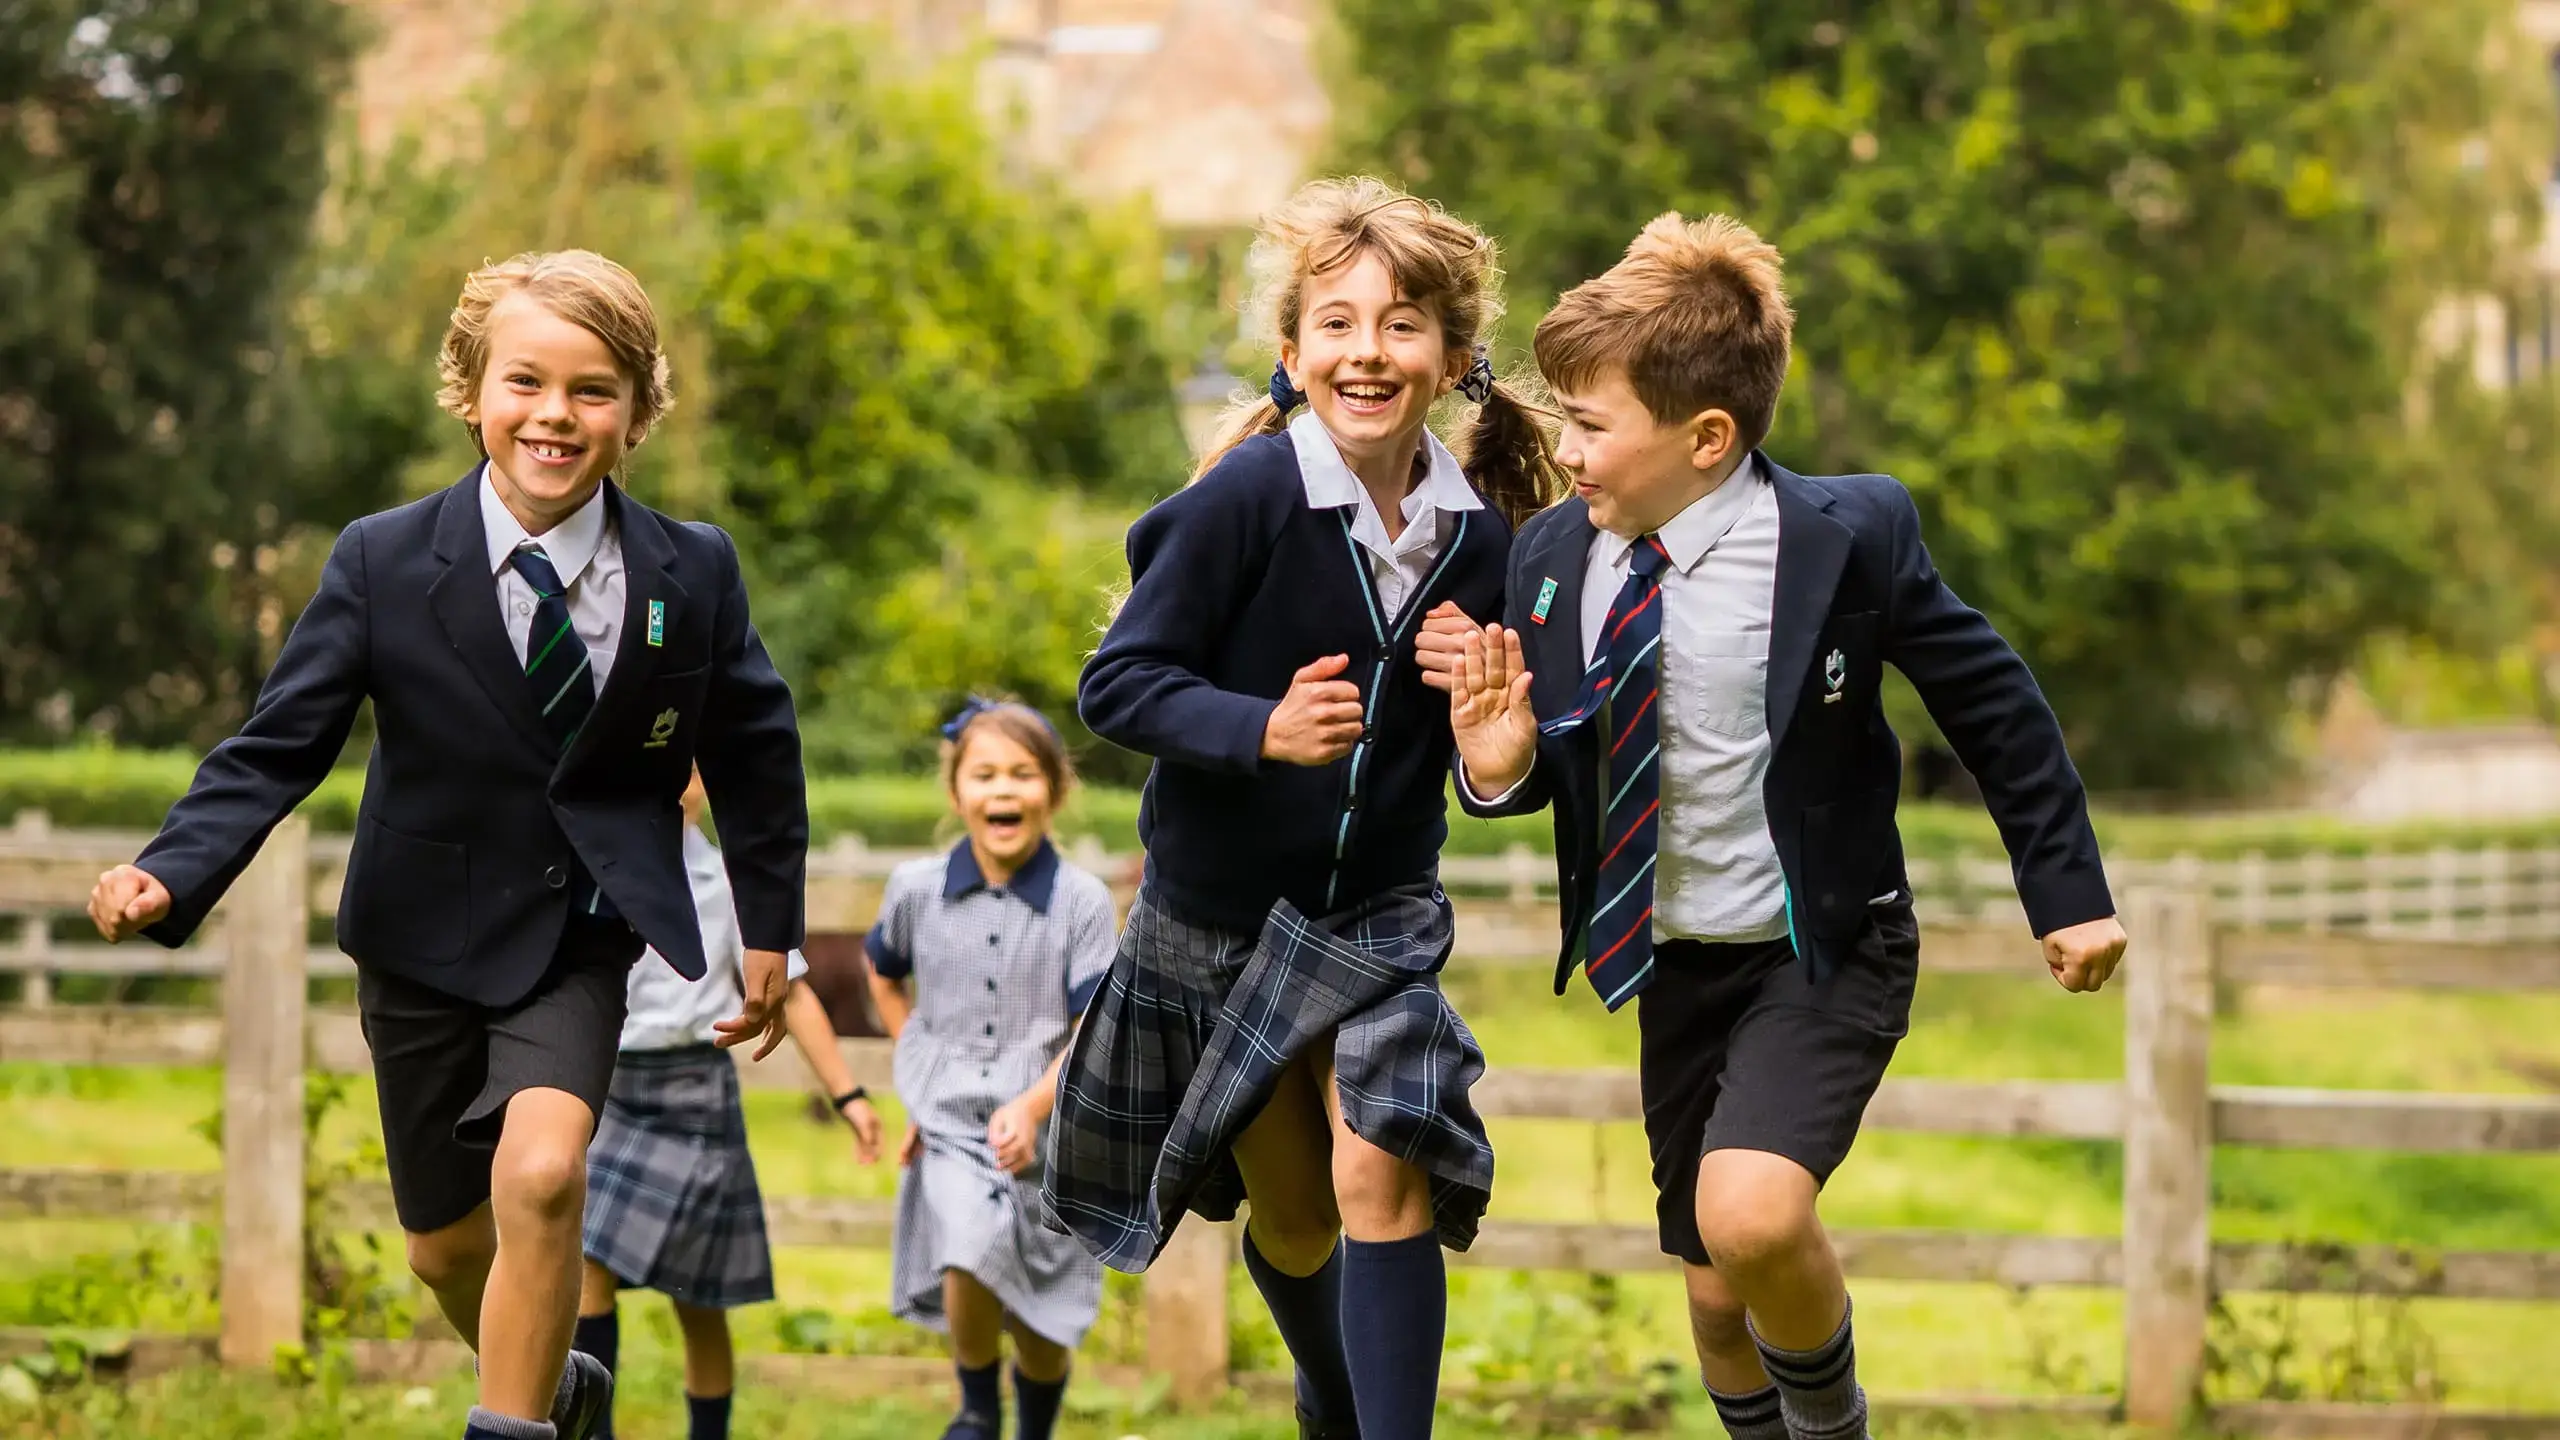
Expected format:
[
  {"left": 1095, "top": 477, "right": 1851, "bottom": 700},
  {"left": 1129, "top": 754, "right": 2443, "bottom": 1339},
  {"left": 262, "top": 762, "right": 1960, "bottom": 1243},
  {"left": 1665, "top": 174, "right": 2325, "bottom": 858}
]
[
  {"left": 491, "top": 1139, "right": 587, "bottom": 1223},
  {"left": 1329, "top": 1137, "right": 1424, "bottom": 1230},
  {"left": 406, "top": 1223, "right": 495, "bottom": 1291},
  {"left": 1246, "top": 1198, "right": 1343, "bottom": 1275},
  {"left": 1693, "top": 1152, "right": 1821, "bottom": 1277}
]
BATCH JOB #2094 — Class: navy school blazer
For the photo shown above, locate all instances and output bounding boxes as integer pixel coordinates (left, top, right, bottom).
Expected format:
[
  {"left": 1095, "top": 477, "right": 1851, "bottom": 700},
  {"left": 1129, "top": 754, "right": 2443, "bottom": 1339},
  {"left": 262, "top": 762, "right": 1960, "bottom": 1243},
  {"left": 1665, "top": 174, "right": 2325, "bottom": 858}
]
[
  {"left": 1460, "top": 456, "right": 2113, "bottom": 995},
  {"left": 133, "top": 471, "right": 808, "bottom": 1008}
]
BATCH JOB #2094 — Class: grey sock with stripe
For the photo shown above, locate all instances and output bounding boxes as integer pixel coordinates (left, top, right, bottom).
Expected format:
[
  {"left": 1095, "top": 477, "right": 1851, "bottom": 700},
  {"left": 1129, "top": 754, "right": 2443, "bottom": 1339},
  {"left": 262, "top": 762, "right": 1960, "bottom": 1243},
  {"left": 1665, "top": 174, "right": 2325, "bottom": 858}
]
[
  {"left": 1750, "top": 1300, "right": 1869, "bottom": 1440},
  {"left": 1705, "top": 1381, "right": 1790, "bottom": 1439}
]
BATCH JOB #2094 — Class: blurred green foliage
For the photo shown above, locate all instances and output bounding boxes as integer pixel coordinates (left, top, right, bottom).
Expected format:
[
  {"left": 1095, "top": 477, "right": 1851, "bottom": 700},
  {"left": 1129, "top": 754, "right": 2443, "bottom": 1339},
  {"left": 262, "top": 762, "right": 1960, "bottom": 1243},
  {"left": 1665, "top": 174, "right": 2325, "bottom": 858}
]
[{"left": 1325, "top": 0, "right": 2560, "bottom": 793}]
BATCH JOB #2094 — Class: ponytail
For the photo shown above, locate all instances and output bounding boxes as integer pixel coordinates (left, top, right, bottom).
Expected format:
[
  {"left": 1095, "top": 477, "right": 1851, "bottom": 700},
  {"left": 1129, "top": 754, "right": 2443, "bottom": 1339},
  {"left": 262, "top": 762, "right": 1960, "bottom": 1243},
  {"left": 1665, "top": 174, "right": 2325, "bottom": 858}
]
[
  {"left": 1189, "top": 394, "right": 1292, "bottom": 484},
  {"left": 1460, "top": 379, "right": 1567, "bottom": 532}
]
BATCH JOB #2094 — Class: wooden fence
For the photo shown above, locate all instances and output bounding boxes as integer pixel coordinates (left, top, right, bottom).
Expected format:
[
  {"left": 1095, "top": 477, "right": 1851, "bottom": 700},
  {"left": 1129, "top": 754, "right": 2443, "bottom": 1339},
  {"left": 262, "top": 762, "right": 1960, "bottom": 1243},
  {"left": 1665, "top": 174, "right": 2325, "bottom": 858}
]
[{"left": 4, "top": 816, "right": 2560, "bottom": 1434}]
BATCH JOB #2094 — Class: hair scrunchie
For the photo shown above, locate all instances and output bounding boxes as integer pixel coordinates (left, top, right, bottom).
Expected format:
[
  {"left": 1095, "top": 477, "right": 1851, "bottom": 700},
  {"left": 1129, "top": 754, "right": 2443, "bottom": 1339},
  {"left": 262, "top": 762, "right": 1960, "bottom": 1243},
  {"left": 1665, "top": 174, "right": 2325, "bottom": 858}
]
[{"left": 1269, "top": 361, "right": 1306, "bottom": 414}]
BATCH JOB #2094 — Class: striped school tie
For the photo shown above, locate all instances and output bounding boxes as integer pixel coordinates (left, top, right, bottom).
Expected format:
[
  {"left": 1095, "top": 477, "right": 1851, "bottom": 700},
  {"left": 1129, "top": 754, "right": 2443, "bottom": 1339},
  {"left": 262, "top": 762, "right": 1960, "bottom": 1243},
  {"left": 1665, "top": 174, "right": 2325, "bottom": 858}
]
[
  {"left": 507, "top": 543, "right": 616, "bottom": 919},
  {"left": 1540, "top": 535, "right": 1668, "bottom": 1010}
]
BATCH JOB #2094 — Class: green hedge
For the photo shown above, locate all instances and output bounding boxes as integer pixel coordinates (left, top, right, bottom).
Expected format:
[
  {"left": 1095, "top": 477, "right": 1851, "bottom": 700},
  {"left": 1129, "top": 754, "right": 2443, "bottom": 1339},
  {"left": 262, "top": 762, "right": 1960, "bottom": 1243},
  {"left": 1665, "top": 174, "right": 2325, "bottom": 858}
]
[{"left": 10, "top": 747, "right": 2560, "bottom": 860}]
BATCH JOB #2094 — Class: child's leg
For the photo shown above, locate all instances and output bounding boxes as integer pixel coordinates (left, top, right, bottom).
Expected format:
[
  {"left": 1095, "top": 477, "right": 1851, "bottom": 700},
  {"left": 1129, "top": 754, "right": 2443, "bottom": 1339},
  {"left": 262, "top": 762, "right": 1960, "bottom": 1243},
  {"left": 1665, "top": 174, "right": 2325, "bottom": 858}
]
[
  {"left": 670, "top": 1302, "right": 735, "bottom": 1440},
  {"left": 1675, "top": 907, "right": 1918, "bottom": 1440},
  {"left": 476, "top": 1087, "right": 601, "bottom": 1420},
  {"left": 1318, "top": 1051, "right": 1443, "bottom": 1440},
  {"left": 572, "top": 1265, "right": 621, "bottom": 1440},
  {"left": 1694, "top": 1150, "right": 1863, "bottom": 1440},
  {"left": 944, "top": 1269, "right": 1010, "bottom": 1435},
  {"left": 1227, "top": 1054, "right": 1358, "bottom": 1433},
  {"left": 1683, "top": 1258, "right": 1785, "bottom": 1440},
  {"left": 405, "top": 1206, "right": 500, "bottom": 1348},
  {"left": 1001, "top": 1313, "right": 1072, "bottom": 1440}
]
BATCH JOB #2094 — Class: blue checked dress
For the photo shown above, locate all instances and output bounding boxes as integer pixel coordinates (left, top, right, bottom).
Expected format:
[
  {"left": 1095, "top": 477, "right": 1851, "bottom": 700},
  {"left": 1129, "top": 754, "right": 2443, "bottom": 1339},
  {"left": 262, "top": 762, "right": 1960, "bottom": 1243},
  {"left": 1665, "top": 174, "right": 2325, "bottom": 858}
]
[{"left": 869, "top": 843, "right": 1116, "bottom": 1345}]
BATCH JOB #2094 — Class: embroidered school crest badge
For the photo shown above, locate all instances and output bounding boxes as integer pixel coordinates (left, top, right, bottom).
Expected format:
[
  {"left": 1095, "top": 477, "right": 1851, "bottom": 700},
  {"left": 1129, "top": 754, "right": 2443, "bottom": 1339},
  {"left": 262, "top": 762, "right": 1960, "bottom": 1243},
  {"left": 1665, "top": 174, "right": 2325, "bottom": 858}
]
[
  {"left": 644, "top": 708, "right": 679, "bottom": 748},
  {"left": 1823, "top": 648, "right": 1846, "bottom": 703},
  {"left": 1532, "top": 577, "right": 1558, "bottom": 624}
]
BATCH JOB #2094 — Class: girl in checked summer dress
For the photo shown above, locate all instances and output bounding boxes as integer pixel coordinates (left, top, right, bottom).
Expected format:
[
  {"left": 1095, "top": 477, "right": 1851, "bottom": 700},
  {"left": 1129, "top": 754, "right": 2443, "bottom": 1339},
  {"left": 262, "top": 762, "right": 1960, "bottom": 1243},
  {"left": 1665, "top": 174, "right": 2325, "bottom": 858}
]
[{"left": 867, "top": 700, "right": 1117, "bottom": 1440}]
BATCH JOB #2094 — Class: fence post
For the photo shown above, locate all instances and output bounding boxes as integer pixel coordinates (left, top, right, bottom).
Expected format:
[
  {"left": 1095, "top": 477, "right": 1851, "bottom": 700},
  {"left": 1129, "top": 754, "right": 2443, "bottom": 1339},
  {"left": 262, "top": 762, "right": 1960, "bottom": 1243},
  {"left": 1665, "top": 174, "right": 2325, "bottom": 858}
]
[
  {"left": 12, "top": 812, "right": 51, "bottom": 1010},
  {"left": 220, "top": 815, "right": 309, "bottom": 1368},
  {"left": 2121, "top": 883, "right": 2212, "bottom": 1429},
  {"left": 1145, "top": 1217, "right": 1232, "bottom": 1406}
]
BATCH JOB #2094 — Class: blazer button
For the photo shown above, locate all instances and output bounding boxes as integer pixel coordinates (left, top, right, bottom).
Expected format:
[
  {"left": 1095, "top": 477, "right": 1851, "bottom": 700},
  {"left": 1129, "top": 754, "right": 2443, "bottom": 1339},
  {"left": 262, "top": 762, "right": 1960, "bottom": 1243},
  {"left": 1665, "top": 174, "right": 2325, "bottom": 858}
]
[
  {"left": 544, "top": 865, "right": 568, "bottom": 889},
  {"left": 1375, "top": 643, "right": 1393, "bottom": 662}
]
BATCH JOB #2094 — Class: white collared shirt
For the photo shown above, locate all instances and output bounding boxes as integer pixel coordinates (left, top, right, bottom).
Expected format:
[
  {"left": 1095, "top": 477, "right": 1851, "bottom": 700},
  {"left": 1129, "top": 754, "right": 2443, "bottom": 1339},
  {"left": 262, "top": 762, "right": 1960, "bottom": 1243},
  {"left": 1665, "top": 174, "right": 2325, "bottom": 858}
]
[
  {"left": 1574, "top": 457, "right": 1789, "bottom": 944},
  {"left": 620, "top": 822, "right": 811, "bottom": 1051},
  {"left": 1289, "top": 411, "right": 1482, "bottom": 624},
  {"left": 479, "top": 464, "right": 625, "bottom": 695}
]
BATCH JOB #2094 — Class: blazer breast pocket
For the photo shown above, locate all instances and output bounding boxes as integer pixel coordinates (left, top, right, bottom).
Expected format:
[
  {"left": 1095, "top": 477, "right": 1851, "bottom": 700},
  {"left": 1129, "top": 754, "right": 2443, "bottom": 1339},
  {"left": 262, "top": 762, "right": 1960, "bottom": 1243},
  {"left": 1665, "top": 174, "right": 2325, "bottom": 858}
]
[
  {"left": 635, "top": 663, "right": 709, "bottom": 757},
  {"left": 1810, "top": 611, "right": 1881, "bottom": 713}
]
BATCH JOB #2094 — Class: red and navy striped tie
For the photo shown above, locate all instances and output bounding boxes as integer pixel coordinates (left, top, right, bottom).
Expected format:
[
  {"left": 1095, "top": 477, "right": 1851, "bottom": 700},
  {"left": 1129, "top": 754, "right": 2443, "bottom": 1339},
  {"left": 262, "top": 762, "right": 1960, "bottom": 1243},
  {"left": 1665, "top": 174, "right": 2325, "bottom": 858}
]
[{"left": 1539, "top": 535, "right": 1668, "bottom": 1010}]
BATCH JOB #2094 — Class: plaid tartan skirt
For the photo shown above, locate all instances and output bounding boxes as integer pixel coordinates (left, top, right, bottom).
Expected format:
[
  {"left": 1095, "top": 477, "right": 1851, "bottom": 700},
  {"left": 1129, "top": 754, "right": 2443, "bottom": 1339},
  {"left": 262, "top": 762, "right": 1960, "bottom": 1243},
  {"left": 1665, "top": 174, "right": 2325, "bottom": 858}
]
[
  {"left": 1040, "top": 881, "right": 1494, "bottom": 1273},
  {"left": 582, "top": 1046, "right": 776, "bottom": 1310}
]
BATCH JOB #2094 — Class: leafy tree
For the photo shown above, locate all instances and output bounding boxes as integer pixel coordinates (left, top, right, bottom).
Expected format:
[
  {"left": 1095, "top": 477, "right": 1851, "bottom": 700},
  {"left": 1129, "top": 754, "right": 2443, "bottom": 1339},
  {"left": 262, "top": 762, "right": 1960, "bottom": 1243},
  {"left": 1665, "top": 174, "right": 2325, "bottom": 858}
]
[
  {"left": 1327, "top": 0, "right": 2558, "bottom": 793},
  {"left": 0, "top": 0, "right": 356, "bottom": 745}
]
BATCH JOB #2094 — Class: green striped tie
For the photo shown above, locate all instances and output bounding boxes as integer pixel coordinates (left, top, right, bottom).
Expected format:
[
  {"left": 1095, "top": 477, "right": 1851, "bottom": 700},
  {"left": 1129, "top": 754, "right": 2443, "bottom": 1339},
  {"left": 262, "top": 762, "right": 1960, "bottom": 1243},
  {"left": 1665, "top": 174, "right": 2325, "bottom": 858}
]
[{"left": 508, "top": 543, "right": 595, "bottom": 754}]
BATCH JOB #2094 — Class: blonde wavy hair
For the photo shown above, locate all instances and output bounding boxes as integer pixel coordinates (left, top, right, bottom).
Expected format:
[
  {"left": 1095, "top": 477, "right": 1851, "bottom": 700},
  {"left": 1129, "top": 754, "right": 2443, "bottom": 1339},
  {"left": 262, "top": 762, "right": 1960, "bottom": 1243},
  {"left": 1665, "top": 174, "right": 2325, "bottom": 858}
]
[{"left": 435, "top": 249, "right": 674, "bottom": 453}]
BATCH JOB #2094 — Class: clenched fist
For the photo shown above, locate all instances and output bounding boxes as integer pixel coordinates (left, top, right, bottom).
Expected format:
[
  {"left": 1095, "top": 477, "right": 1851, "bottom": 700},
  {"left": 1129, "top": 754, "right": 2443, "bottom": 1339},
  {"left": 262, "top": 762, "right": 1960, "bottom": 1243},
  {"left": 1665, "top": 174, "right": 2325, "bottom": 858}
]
[
  {"left": 88, "top": 865, "right": 171, "bottom": 943},
  {"left": 1261, "top": 654, "right": 1366, "bottom": 766}
]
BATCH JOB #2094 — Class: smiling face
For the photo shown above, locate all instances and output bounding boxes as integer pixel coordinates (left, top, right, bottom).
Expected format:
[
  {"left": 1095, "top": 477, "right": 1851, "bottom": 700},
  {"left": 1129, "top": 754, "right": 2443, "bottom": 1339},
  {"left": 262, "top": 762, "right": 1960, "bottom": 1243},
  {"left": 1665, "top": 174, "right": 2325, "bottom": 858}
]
[
  {"left": 469, "top": 292, "right": 641, "bottom": 534},
  {"left": 1552, "top": 366, "right": 1740, "bottom": 538},
  {"left": 950, "top": 724, "right": 1055, "bottom": 874},
  {"left": 1279, "top": 248, "right": 1469, "bottom": 476}
]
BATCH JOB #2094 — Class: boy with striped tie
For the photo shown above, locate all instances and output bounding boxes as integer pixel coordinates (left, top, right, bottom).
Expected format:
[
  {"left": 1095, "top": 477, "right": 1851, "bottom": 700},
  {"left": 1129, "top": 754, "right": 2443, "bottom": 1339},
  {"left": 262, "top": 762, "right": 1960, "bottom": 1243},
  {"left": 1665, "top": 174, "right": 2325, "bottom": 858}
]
[
  {"left": 1433, "top": 215, "right": 2127, "bottom": 1439},
  {"left": 88, "top": 250, "right": 807, "bottom": 1440}
]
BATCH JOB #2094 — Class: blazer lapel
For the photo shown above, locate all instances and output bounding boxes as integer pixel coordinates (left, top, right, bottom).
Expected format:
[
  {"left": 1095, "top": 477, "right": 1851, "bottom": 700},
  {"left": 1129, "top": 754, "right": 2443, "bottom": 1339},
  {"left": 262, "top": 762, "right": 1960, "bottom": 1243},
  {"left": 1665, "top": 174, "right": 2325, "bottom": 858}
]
[
  {"left": 562, "top": 483, "right": 688, "bottom": 773},
  {"left": 1766, "top": 462, "right": 1854, "bottom": 750},
  {"left": 425, "top": 472, "right": 557, "bottom": 756}
]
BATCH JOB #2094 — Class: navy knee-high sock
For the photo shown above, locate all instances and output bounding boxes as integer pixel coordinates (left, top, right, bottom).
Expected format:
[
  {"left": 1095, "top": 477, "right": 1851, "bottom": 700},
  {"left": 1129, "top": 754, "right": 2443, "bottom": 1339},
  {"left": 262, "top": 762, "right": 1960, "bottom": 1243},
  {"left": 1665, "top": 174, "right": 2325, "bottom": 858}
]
[
  {"left": 571, "top": 1311, "right": 619, "bottom": 1440},
  {"left": 1242, "top": 1228, "right": 1359, "bottom": 1426},
  {"left": 1339, "top": 1233, "right": 1446, "bottom": 1440}
]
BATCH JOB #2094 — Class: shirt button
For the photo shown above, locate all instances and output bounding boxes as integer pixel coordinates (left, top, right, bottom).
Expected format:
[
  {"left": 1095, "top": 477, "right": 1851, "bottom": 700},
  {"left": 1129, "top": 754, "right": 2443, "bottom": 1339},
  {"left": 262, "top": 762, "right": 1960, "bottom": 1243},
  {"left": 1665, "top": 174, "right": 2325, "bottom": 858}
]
[
  {"left": 516, "top": 601, "right": 531, "bottom": 617},
  {"left": 983, "top": 1023, "right": 994, "bottom": 1036},
  {"left": 543, "top": 865, "right": 567, "bottom": 889},
  {"left": 987, "top": 933, "right": 1001, "bottom": 947},
  {"left": 986, "top": 978, "right": 997, "bottom": 992}
]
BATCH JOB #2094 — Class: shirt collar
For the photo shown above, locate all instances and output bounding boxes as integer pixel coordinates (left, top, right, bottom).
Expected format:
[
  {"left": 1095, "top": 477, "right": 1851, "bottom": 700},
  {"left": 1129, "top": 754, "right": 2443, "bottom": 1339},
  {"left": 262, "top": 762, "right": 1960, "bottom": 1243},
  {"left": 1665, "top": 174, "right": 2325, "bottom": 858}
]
[
  {"left": 480, "top": 462, "right": 611, "bottom": 586},
  {"left": 941, "top": 836, "right": 1061, "bottom": 914},
  {"left": 1288, "top": 411, "right": 1481, "bottom": 544},
  {"left": 1594, "top": 454, "right": 1763, "bottom": 576}
]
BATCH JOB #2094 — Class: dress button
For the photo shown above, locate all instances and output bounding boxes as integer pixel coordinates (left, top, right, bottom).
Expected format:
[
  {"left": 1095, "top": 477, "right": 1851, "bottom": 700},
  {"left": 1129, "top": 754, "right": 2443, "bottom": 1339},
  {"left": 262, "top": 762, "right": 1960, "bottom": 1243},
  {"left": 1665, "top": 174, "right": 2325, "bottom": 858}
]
[
  {"left": 983, "top": 1023, "right": 994, "bottom": 1036},
  {"left": 543, "top": 864, "right": 567, "bottom": 889},
  {"left": 987, "top": 933, "right": 1001, "bottom": 947},
  {"left": 986, "top": 978, "right": 997, "bottom": 992}
]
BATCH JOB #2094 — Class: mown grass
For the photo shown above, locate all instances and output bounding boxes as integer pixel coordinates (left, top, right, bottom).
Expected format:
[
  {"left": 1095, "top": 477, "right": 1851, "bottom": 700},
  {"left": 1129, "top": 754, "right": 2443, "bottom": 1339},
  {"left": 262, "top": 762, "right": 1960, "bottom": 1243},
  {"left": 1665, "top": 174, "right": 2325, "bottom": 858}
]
[{"left": 1, "top": 959, "right": 2555, "bottom": 1431}]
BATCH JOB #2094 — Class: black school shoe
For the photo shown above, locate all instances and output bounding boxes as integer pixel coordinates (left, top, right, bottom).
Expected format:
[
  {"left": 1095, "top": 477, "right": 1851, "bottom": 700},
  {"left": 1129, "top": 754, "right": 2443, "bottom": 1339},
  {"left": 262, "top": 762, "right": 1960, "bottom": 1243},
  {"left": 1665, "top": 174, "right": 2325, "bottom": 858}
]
[
  {"left": 553, "top": 1350, "right": 613, "bottom": 1440},
  {"left": 1298, "top": 1407, "right": 1361, "bottom": 1440},
  {"left": 940, "top": 1410, "right": 1001, "bottom": 1440}
]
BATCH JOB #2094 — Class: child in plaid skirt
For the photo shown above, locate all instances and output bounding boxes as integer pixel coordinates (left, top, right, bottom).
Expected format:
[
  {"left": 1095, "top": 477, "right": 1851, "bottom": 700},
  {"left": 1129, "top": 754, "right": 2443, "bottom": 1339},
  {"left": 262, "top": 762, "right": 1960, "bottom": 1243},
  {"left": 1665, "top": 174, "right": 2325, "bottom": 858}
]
[
  {"left": 1049, "top": 176, "right": 1563, "bottom": 1440},
  {"left": 868, "top": 700, "right": 1116, "bottom": 1440},
  {"left": 571, "top": 768, "right": 884, "bottom": 1440}
]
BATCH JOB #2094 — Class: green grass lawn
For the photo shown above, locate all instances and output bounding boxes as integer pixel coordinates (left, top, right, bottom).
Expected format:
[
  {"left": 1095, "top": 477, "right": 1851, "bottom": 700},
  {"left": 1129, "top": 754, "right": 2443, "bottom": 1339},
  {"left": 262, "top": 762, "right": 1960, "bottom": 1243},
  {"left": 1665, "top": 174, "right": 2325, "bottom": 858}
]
[{"left": 2, "top": 961, "right": 2557, "bottom": 1430}]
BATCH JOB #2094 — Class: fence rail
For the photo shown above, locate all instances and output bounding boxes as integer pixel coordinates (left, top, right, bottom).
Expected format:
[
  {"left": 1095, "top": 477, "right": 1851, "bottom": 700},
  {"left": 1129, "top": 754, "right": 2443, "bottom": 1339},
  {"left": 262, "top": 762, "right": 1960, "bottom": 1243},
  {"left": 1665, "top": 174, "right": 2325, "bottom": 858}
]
[{"left": 3, "top": 816, "right": 2559, "bottom": 1431}]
